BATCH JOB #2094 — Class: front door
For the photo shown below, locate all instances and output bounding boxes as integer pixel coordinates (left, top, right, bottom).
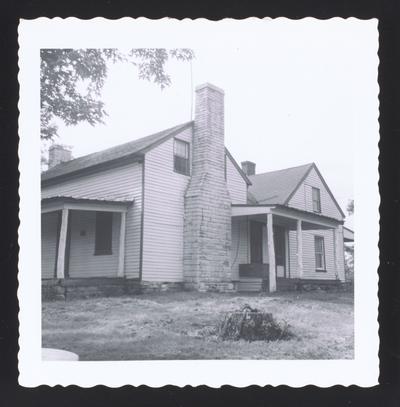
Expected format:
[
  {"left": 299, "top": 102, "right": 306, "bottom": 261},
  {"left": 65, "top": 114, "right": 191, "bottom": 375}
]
[
  {"left": 250, "top": 221, "right": 263, "bottom": 264},
  {"left": 274, "top": 226, "right": 286, "bottom": 277}
]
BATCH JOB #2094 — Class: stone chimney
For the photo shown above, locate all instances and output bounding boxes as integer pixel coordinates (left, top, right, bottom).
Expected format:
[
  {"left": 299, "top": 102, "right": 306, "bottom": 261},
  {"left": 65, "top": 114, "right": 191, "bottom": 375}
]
[
  {"left": 48, "top": 144, "right": 72, "bottom": 168},
  {"left": 183, "top": 83, "right": 233, "bottom": 292},
  {"left": 241, "top": 161, "right": 256, "bottom": 176}
]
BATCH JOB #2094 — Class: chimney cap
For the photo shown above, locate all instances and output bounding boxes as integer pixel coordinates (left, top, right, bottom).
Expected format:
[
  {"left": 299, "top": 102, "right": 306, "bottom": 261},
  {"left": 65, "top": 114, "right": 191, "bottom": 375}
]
[
  {"left": 241, "top": 161, "right": 256, "bottom": 176},
  {"left": 195, "top": 82, "right": 225, "bottom": 95}
]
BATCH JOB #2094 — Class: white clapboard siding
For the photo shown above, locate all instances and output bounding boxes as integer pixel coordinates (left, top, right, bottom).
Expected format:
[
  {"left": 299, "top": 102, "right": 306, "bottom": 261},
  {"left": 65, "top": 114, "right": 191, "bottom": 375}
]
[
  {"left": 288, "top": 228, "right": 344, "bottom": 280},
  {"left": 231, "top": 218, "right": 250, "bottom": 279},
  {"left": 288, "top": 166, "right": 343, "bottom": 220},
  {"left": 142, "top": 127, "right": 192, "bottom": 282},
  {"left": 41, "top": 212, "right": 59, "bottom": 278},
  {"left": 42, "top": 162, "right": 143, "bottom": 279},
  {"left": 226, "top": 155, "right": 248, "bottom": 204},
  {"left": 68, "top": 211, "right": 121, "bottom": 278}
]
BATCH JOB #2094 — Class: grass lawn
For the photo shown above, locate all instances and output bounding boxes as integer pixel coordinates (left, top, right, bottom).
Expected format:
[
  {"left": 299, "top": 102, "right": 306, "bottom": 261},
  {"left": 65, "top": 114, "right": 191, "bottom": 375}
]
[{"left": 42, "top": 290, "right": 354, "bottom": 360}]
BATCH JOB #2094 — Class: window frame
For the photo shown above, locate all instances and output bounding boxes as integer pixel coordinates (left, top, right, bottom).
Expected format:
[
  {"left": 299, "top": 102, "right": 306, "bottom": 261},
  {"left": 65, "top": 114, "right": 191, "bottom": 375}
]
[
  {"left": 312, "top": 187, "right": 322, "bottom": 213},
  {"left": 314, "top": 235, "right": 326, "bottom": 272},
  {"left": 173, "top": 138, "right": 190, "bottom": 176},
  {"left": 94, "top": 211, "right": 113, "bottom": 256}
]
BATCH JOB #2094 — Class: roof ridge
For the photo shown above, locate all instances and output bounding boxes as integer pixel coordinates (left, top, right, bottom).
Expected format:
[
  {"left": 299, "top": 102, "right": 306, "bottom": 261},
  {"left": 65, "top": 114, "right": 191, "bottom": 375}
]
[
  {"left": 44, "top": 121, "right": 194, "bottom": 174},
  {"left": 249, "top": 162, "right": 314, "bottom": 178}
]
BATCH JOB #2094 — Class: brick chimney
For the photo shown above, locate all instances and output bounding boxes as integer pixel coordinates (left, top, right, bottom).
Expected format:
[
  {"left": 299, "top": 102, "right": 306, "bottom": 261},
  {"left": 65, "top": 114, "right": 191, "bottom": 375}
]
[
  {"left": 48, "top": 144, "right": 72, "bottom": 168},
  {"left": 183, "top": 83, "right": 233, "bottom": 292},
  {"left": 241, "top": 161, "right": 256, "bottom": 176}
]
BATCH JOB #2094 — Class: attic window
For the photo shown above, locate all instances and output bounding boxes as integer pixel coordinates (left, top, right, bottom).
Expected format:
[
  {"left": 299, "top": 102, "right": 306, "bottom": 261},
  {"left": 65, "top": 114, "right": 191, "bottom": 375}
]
[
  {"left": 312, "top": 187, "right": 321, "bottom": 213},
  {"left": 94, "top": 212, "right": 113, "bottom": 255},
  {"left": 174, "top": 139, "right": 190, "bottom": 176}
]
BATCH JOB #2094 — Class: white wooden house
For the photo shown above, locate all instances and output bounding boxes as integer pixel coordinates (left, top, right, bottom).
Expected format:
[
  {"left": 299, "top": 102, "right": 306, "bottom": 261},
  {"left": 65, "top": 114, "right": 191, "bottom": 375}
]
[{"left": 41, "top": 83, "right": 353, "bottom": 297}]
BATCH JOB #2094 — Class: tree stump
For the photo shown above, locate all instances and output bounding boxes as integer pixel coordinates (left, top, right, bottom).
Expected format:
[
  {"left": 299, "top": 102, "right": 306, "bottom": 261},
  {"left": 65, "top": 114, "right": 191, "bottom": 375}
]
[{"left": 219, "top": 304, "right": 293, "bottom": 342}]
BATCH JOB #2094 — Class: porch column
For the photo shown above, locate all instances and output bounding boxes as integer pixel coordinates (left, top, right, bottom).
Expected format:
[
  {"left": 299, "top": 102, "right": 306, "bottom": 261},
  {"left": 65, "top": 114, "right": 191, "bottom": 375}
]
[
  {"left": 117, "top": 211, "right": 126, "bottom": 278},
  {"left": 56, "top": 208, "right": 69, "bottom": 279},
  {"left": 296, "top": 219, "right": 303, "bottom": 278},
  {"left": 267, "top": 213, "right": 276, "bottom": 293},
  {"left": 334, "top": 225, "right": 343, "bottom": 280}
]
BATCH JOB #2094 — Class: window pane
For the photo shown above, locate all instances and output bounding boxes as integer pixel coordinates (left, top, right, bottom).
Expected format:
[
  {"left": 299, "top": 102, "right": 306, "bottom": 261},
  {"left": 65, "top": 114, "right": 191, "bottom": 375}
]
[
  {"left": 314, "top": 236, "right": 325, "bottom": 269},
  {"left": 312, "top": 187, "right": 321, "bottom": 212},
  {"left": 174, "top": 139, "right": 190, "bottom": 175},
  {"left": 174, "top": 139, "right": 188, "bottom": 158}
]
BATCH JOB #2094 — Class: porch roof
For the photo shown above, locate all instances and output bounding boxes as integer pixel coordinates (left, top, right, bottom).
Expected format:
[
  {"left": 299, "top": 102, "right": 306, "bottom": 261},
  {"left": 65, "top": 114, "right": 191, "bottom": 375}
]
[
  {"left": 41, "top": 194, "right": 133, "bottom": 213},
  {"left": 231, "top": 204, "right": 343, "bottom": 229},
  {"left": 343, "top": 226, "right": 354, "bottom": 242}
]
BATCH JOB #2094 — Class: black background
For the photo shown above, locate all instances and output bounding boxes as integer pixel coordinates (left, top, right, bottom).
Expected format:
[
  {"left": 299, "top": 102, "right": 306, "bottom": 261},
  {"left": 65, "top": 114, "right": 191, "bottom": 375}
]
[{"left": 1, "top": 0, "right": 399, "bottom": 405}]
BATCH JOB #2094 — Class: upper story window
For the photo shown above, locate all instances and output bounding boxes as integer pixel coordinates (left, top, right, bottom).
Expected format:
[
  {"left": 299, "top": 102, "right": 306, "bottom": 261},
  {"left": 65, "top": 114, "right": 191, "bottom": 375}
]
[
  {"left": 174, "top": 138, "right": 190, "bottom": 176},
  {"left": 312, "top": 187, "right": 321, "bottom": 213},
  {"left": 314, "top": 235, "right": 326, "bottom": 271},
  {"left": 94, "top": 212, "right": 113, "bottom": 255}
]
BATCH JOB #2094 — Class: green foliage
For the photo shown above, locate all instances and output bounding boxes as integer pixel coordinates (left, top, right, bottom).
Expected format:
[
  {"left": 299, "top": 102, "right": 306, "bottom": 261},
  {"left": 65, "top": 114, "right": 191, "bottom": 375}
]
[{"left": 40, "top": 48, "right": 194, "bottom": 140}]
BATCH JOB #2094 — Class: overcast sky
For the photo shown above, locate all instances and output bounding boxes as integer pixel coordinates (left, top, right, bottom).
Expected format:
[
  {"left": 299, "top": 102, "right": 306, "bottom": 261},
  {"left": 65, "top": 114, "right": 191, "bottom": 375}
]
[{"left": 53, "top": 20, "right": 378, "bottom": 228}]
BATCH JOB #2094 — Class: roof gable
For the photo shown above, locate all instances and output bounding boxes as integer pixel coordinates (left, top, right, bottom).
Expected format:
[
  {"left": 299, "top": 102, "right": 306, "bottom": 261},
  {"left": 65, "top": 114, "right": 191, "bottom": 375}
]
[
  {"left": 248, "top": 162, "right": 345, "bottom": 219},
  {"left": 42, "top": 121, "right": 194, "bottom": 183},
  {"left": 248, "top": 163, "right": 313, "bottom": 205},
  {"left": 287, "top": 163, "right": 346, "bottom": 218}
]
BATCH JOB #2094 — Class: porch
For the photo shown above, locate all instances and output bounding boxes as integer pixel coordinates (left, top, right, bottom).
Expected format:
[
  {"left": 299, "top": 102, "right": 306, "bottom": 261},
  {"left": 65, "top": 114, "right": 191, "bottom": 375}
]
[
  {"left": 41, "top": 196, "right": 133, "bottom": 285},
  {"left": 231, "top": 205, "right": 346, "bottom": 293}
]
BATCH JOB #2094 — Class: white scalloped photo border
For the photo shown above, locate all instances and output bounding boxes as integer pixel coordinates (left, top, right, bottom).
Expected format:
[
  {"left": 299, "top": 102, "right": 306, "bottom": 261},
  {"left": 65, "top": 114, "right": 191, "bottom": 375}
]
[{"left": 17, "top": 17, "right": 379, "bottom": 387}]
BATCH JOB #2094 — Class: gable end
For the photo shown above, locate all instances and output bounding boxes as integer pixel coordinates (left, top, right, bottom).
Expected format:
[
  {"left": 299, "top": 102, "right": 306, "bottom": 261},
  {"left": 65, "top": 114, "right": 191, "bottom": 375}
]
[{"left": 285, "top": 163, "right": 345, "bottom": 219}]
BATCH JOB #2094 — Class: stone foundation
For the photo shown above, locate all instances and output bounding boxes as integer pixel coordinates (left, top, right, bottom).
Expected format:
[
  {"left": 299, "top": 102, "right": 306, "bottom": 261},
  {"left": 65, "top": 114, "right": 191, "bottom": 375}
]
[
  {"left": 140, "top": 281, "right": 185, "bottom": 293},
  {"left": 42, "top": 278, "right": 141, "bottom": 301},
  {"left": 184, "top": 281, "right": 237, "bottom": 293}
]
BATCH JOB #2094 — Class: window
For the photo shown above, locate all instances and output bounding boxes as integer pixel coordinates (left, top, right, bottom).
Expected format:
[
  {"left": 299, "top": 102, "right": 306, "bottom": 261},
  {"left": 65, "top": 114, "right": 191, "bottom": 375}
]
[
  {"left": 94, "top": 212, "right": 113, "bottom": 255},
  {"left": 314, "top": 236, "right": 326, "bottom": 271},
  {"left": 312, "top": 187, "right": 321, "bottom": 213},
  {"left": 174, "top": 139, "right": 190, "bottom": 175}
]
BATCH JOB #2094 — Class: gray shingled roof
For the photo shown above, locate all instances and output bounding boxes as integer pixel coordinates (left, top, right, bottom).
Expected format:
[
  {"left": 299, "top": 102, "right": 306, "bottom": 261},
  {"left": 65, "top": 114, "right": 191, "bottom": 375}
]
[
  {"left": 248, "top": 163, "right": 313, "bottom": 205},
  {"left": 42, "top": 121, "right": 194, "bottom": 182}
]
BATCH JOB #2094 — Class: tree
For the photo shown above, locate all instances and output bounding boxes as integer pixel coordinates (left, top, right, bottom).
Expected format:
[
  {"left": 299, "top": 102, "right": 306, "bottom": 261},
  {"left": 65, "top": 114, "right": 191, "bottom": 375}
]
[
  {"left": 347, "top": 199, "right": 354, "bottom": 216},
  {"left": 40, "top": 48, "right": 194, "bottom": 141}
]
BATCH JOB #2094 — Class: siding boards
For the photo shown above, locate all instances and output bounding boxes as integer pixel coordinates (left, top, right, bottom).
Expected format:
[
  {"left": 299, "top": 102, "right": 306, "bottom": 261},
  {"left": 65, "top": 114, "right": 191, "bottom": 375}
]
[
  {"left": 142, "top": 128, "right": 192, "bottom": 282},
  {"left": 288, "top": 228, "right": 344, "bottom": 281},
  {"left": 288, "top": 167, "right": 343, "bottom": 220},
  {"left": 42, "top": 162, "right": 143, "bottom": 279},
  {"left": 68, "top": 211, "right": 121, "bottom": 278},
  {"left": 41, "top": 212, "right": 59, "bottom": 278},
  {"left": 226, "top": 155, "right": 247, "bottom": 204}
]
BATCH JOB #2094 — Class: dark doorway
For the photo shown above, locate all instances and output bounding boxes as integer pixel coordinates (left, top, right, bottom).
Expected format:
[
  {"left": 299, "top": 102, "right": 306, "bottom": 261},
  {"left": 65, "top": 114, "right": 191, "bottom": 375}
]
[{"left": 250, "top": 221, "right": 263, "bottom": 264}]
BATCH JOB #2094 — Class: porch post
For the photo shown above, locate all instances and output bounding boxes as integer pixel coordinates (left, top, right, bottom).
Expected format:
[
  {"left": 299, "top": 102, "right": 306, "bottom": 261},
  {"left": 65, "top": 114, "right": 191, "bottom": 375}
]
[
  {"left": 334, "top": 225, "right": 343, "bottom": 280},
  {"left": 296, "top": 219, "right": 303, "bottom": 278},
  {"left": 333, "top": 227, "right": 338, "bottom": 278},
  {"left": 117, "top": 211, "right": 126, "bottom": 278},
  {"left": 56, "top": 208, "right": 69, "bottom": 279},
  {"left": 267, "top": 213, "right": 276, "bottom": 293}
]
